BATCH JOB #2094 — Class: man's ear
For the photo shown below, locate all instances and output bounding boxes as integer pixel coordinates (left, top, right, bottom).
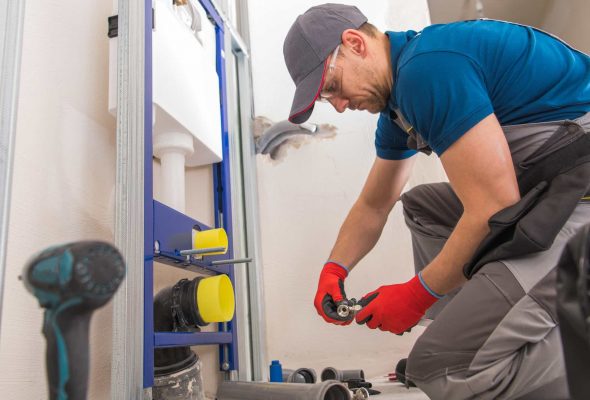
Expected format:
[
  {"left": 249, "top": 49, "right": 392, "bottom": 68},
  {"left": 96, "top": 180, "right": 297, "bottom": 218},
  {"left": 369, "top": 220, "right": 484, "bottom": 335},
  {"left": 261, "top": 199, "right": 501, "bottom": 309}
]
[{"left": 341, "top": 29, "right": 367, "bottom": 57}]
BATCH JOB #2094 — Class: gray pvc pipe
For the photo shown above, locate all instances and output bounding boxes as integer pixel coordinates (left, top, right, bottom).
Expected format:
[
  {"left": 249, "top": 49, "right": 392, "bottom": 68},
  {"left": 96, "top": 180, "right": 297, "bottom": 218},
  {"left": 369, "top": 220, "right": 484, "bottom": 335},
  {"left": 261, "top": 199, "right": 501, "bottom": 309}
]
[
  {"left": 255, "top": 120, "right": 318, "bottom": 155},
  {"left": 282, "top": 368, "right": 317, "bottom": 383},
  {"left": 321, "top": 367, "right": 365, "bottom": 382},
  {"left": 217, "top": 380, "right": 351, "bottom": 400}
]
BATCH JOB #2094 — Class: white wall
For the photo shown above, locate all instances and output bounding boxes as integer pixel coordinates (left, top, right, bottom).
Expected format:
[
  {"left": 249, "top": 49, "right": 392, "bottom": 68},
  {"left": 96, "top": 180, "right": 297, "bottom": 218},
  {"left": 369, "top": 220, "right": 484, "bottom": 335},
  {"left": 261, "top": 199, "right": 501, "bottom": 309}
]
[
  {"left": 0, "top": 0, "right": 116, "bottom": 398},
  {"left": 427, "top": 0, "right": 590, "bottom": 54},
  {"left": 541, "top": 0, "right": 590, "bottom": 54},
  {"left": 427, "top": 0, "right": 552, "bottom": 26},
  {"left": 249, "top": 0, "right": 446, "bottom": 378},
  {"left": 0, "top": 1, "right": 222, "bottom": 399}
]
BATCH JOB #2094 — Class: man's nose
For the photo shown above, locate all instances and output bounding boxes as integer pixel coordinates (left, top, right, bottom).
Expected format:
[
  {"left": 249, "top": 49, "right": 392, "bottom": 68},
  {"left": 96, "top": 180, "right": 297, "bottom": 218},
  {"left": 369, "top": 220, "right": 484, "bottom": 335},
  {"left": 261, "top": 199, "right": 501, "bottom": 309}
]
[{"left": 330, "top": 97, "right": 348, "bottom": 113}]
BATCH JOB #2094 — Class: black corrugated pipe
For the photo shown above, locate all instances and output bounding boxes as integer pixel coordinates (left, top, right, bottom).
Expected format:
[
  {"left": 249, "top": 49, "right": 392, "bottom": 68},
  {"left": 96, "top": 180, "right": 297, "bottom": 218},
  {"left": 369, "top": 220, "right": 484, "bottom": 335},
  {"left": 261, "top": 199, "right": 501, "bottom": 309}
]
[{"left": 153, "top": 277, "right": 208, "bottom": 399}]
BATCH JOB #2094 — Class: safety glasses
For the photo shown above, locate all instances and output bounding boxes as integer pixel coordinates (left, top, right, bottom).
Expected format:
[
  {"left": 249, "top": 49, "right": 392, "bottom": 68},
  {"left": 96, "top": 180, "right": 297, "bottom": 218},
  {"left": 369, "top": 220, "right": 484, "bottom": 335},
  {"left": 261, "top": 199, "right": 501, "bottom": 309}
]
[{"left": 318, "top": 45, "right": 343, "bottom": 102}]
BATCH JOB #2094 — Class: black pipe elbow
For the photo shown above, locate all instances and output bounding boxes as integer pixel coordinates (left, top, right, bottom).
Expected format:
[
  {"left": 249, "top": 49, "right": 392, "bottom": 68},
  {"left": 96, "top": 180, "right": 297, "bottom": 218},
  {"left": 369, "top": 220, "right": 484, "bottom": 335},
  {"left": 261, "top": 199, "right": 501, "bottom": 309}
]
[{"left": 153, "top": 277, "right": 208, "bottom": 376}]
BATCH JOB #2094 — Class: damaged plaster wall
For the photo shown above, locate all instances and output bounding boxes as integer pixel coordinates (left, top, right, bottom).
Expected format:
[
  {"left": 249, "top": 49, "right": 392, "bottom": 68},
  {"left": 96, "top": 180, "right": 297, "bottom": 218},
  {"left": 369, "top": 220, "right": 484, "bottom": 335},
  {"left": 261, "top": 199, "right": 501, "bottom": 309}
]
[
  {"left": 253, "top": 116, "right": 337, "bottom": 162},
  {"left": 248, "top": 0, "right": 447, "bottom": 378}
]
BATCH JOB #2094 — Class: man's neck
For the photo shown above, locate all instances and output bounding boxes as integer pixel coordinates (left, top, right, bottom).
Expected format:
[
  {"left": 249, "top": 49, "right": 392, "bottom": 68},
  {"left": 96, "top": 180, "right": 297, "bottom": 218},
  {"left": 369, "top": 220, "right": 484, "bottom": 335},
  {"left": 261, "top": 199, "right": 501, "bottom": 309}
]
[{"left": 379, "top": 32, "right": 394, "bottom": 92}]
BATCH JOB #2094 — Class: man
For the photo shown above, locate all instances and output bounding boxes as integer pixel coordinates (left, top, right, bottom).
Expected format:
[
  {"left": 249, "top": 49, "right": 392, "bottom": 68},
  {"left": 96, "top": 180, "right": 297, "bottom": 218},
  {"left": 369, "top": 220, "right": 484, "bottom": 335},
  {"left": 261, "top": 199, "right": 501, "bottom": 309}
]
[{"left": 283, "top": 4, "right": 590, "bottom": 400}]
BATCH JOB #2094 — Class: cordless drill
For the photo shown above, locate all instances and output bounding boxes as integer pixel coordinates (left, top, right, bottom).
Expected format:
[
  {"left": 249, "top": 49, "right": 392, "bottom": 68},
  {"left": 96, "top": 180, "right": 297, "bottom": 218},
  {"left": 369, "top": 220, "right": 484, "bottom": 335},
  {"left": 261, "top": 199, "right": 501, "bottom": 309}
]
[{"left": 22, "top": 241, "right": 126, "bottom": 400}]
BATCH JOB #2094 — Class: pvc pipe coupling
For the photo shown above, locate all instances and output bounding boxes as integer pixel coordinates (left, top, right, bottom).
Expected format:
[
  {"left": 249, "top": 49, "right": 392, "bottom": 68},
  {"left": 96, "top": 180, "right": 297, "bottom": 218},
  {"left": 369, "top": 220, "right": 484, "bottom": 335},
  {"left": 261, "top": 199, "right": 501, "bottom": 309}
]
[
  {"left": 282, "top": 368, "right": 317, "bottom": 383},
  {"left": 217, "top": 380, "right": 351, "bottom": 400},
  {"left": 321, "top": 367, "right": 365, "bottom": 383}
]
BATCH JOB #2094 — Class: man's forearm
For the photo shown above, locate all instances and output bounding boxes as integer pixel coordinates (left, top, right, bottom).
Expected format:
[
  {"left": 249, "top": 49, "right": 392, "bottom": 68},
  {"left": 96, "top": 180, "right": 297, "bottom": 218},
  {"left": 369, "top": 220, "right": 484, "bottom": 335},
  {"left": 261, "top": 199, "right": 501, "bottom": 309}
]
[
  {"left": 421, "top": 211, "right": 491, "bottom": 295},
  {"left": 328, "top": 201, "right": 390, "bottom": 271}
]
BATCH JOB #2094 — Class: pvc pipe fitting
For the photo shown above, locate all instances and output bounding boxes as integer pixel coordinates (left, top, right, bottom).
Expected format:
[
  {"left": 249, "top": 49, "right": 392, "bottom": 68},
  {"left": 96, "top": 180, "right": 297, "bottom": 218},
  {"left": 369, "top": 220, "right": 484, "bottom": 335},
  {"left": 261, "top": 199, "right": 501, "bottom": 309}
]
[
  {"left": 283, "top": 368, "right": 317, "bottom": 383},
  {"left": 320, "top": 367, "right": 365, "bottom": 383},
  {"left": 217, "top": 380, "right": 351, "bottom": 400},
  {"left": 153, "top": 130, "right": 195, "bottom": 212}
]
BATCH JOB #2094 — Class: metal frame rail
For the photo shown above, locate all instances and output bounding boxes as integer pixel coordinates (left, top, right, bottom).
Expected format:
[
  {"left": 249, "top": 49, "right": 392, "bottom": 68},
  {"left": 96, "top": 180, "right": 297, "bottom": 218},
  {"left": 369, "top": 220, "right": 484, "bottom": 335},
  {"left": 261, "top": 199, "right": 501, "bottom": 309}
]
[
  {"left": 141, "top": 0, "right": 238, "bottom": 389},
  {"left": 0, "top": 0, "right": 26, "bottom": 339}
]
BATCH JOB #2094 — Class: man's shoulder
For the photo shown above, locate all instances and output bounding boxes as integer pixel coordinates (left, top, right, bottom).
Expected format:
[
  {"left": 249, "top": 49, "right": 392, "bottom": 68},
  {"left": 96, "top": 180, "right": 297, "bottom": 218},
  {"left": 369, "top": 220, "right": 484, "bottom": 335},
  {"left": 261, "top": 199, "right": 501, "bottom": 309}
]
[{"left": 398, "top": 20, "right": 523, "bottom": 67}]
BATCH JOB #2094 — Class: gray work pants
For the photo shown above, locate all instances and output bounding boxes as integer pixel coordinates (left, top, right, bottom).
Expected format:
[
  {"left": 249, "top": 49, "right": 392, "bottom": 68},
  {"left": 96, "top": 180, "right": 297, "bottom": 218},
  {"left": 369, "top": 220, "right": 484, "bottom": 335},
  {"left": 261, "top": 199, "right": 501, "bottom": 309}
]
[{"left": 401, "top": 182, "right": 590, "bottom": 400}]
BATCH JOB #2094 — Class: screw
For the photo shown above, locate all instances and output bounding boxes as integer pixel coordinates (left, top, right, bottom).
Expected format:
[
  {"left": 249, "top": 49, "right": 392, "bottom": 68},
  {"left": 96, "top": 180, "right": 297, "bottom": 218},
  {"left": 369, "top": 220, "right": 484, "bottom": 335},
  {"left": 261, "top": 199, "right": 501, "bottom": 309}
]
[{"left": 221, "top": 362, "right": 230, "bottom": 371}]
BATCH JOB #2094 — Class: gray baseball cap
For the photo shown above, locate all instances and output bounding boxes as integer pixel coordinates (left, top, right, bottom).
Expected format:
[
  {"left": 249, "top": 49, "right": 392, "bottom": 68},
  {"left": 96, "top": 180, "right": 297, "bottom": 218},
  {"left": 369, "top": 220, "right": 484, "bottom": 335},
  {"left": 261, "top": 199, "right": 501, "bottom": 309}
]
[{"left": 283, "top": 4, "right": 367, "bottom": 124}]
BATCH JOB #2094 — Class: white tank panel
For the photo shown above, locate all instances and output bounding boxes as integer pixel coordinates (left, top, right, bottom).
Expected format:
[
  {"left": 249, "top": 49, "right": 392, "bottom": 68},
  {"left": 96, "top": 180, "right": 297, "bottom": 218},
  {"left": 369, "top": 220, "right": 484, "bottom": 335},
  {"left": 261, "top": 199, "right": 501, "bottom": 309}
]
[{"left": 108, "top": 0, "right": 223, "bottom": 168}]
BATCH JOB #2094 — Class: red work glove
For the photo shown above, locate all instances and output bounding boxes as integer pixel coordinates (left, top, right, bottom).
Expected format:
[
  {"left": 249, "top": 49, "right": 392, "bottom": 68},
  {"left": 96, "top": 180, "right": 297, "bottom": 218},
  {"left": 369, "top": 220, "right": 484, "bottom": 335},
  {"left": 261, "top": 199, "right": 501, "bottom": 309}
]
[
  {"left": 314, "top": 262, "right": 353, "bottom": 325},
  {"left": 355, "top": 273, "right": 442, "bottom": 334}
]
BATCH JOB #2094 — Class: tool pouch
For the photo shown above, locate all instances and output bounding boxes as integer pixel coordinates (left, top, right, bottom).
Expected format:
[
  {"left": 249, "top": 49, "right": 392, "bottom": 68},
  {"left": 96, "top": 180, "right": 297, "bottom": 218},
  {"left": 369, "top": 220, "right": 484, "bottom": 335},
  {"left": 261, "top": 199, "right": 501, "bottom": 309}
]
[{"left": 464, "top": 132, "right": 590, "bottom": 278}]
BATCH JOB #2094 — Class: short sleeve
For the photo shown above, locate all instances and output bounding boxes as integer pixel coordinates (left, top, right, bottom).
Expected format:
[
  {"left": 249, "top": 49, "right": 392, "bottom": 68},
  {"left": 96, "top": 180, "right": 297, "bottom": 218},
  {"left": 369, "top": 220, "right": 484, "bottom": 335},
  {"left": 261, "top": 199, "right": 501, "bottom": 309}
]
[
  {"left": 375, "top": 112, "right": 418, "bottom": 160},
  {"left": 396, "top": 52, "right": 494, "bottom": 156}
]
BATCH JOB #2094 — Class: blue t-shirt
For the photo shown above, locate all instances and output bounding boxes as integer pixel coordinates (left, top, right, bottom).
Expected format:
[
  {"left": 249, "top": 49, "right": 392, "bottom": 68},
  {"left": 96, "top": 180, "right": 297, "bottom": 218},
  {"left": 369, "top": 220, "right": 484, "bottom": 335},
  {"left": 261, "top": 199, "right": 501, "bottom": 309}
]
[{"left": 375, "top": 20, "right": 590, "bottom": 160}]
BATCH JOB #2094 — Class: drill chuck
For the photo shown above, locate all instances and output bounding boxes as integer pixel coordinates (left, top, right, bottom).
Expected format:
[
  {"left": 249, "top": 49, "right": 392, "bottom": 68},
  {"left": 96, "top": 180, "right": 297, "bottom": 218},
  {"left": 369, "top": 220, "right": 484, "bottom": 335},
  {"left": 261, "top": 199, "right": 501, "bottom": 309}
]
[{"left": 23, "top": 241, "right": 125, "bottom": 308}]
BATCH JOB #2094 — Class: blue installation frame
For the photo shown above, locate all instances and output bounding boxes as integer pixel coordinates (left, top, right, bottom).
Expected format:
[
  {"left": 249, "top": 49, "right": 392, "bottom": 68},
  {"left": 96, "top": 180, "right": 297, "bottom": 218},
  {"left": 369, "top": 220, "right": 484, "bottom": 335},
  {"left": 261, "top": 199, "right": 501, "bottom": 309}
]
[{"left": 142, "top": 0, "right": 238, "bottom": 388}]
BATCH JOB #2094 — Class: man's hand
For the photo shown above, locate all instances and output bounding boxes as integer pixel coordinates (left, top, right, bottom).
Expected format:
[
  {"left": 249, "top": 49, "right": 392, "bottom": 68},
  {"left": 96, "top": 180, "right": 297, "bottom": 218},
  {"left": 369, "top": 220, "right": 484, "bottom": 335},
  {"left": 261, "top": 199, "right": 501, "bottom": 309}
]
[
  {"left": 355, "top": 274, "right": 440, "bottom": 334},
  {"left": 314, "top": 262, "right": 353, "bottom": 325}
]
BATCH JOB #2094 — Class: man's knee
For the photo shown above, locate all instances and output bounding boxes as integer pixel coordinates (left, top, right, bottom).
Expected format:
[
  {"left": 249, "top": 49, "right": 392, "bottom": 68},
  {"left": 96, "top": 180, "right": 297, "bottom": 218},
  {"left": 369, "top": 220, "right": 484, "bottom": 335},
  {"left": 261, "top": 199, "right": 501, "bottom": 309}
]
[
  {"left": 405, "top": 336, "right": 476, "bottom": 400},
  {"left": 406, "top": 334, "right": 434, "bottom": 384},
  {"left": 406, "top": 262, "right": 524, "bottom": 383},
  {"left": 406, "top": 327, "right": 470, "bottom": 385}
]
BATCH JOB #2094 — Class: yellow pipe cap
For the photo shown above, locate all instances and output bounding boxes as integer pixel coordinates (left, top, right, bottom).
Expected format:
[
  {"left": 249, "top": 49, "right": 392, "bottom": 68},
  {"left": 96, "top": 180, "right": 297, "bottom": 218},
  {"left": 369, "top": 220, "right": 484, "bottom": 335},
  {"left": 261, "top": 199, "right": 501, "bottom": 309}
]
[
  {"left": 197, "top": 274, "right": 235, "bottom": 323},
  {"left": 193, "top": 228, "right": 228, "bottom": 255}
]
